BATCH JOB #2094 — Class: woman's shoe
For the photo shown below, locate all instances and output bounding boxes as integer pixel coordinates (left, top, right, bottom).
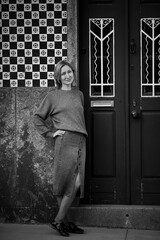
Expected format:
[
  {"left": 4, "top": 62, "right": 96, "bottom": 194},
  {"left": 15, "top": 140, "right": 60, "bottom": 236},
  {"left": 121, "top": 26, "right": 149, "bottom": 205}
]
[
  {"left": 50, "top": 221, "right": 69, "bottom": 237},
  {"left": 66, "top": 222, "right": 84, "bottom": 234}
]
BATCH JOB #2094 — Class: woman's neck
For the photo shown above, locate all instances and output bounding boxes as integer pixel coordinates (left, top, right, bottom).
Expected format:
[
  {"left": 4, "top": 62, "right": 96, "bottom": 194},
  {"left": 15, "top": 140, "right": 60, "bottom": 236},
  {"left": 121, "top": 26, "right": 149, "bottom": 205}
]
[{"left": 61, "top": 85, "right": 72, "bottom": 91}]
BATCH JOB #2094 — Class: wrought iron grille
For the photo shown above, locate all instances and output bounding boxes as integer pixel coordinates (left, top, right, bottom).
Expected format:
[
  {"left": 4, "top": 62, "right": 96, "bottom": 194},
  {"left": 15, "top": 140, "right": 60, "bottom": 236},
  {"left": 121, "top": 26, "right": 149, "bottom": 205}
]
[
  {"left": 89, "top": 18, "right": 115, "bottom": 97},
  {"left": 141, "top": 18, "right": 160, "bottom": 97}
]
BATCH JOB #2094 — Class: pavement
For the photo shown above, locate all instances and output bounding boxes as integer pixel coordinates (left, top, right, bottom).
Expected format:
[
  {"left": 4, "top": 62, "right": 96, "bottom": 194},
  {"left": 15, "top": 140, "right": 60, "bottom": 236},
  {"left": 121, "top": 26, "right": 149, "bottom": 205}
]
[{"left": 0, "top": 224, "right": 160, "bottom": 240}]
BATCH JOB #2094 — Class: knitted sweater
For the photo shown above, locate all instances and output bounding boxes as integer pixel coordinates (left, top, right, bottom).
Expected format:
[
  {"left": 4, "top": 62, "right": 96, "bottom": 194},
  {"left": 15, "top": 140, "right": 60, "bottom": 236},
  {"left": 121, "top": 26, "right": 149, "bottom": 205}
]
[{"left": 33, "top": 88, "right": 87, "bottom": 137}]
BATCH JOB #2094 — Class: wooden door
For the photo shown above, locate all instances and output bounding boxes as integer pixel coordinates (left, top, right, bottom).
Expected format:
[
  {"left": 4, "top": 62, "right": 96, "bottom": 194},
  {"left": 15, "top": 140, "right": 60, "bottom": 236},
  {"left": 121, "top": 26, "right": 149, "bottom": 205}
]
[
  {"left": 79, "top": 0, "right": 127, "bottom": 204},
  {"left": 130, "top": 0, "right": 160, "bottom": 205},
  {"left": 79, "top": 0, "right": 160, "bottom": 205}
]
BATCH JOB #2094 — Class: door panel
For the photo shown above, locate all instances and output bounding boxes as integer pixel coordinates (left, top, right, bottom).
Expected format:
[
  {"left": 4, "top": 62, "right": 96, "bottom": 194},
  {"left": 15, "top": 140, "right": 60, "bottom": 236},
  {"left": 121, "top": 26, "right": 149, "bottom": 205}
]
[
  {"left": 142, "top": 112, "right": 160, "bottom": 177},
  {"left": 91, "top": 111, "right": 115, "bottom": 176}
]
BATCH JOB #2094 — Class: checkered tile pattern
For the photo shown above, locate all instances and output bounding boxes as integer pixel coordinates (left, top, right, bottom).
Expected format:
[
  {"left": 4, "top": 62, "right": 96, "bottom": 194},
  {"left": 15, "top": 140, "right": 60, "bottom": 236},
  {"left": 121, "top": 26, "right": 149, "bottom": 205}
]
[{"left": 0, "top": 0, "right": 67, "bottom": 87}]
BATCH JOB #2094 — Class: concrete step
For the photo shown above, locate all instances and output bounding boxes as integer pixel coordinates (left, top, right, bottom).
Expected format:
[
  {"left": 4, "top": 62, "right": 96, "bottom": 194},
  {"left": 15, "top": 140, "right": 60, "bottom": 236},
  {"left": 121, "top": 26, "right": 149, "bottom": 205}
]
[{"left": 68, "top": 205, "right": 160, "bottom": 230}]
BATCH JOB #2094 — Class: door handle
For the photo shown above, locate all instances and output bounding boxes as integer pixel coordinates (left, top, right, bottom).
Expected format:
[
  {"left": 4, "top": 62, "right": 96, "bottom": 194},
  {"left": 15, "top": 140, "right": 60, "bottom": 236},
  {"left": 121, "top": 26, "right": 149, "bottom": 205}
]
[
  {"left": 130, "top": 39, "right": 136, "bottom": 54},
  {"left": 131, "top": 110, "right": 139, "bottom": 119}
]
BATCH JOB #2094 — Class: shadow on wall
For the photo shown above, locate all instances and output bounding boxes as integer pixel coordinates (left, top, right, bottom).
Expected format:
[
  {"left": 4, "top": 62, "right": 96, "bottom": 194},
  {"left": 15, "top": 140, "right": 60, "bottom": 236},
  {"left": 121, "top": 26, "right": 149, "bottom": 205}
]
[{"left": 0, "top": 87, "right": 58, "bottom": 223}]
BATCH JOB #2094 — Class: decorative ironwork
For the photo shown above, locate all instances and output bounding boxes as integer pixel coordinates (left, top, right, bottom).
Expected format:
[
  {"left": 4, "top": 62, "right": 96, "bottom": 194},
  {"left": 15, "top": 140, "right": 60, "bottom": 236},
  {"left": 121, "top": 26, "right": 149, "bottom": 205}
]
[
  {"left": 89, "top": 18, "right": 115, "bottom": 97},
  {"left": 141, "top": 18, "right": 160, "bottom": 97}
]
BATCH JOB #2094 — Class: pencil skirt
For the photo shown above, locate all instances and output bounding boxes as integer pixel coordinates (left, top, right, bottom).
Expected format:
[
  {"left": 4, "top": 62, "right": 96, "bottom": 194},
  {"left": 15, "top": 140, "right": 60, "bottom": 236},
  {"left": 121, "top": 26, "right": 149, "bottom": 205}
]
[{"left": 52, "top": 131, "right": 86, "bottom": 198}]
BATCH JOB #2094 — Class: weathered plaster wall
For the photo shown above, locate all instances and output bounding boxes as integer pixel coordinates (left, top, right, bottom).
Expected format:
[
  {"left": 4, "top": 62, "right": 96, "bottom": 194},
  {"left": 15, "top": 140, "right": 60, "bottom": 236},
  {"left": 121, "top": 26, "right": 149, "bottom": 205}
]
[
  {"left": 0, "top": 0, "right": 78, "bottom": 223},
  {"left": 0, "top": 88, "right": 57, "bottom": 223}
]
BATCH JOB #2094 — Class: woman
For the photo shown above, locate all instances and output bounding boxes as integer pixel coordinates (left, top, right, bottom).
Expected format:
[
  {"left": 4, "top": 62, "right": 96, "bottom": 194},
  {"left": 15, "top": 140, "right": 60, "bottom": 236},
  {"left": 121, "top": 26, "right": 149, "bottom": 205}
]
[{"left": 33, "top": 60, "right": 87, "bottom": 237}]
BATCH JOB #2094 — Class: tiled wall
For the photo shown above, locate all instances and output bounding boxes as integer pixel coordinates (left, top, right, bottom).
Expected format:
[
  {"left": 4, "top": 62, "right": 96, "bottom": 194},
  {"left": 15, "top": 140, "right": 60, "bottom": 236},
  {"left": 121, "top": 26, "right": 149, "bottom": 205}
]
[{"left": 0, "top": 0, "right": 67, "bottom": 87}]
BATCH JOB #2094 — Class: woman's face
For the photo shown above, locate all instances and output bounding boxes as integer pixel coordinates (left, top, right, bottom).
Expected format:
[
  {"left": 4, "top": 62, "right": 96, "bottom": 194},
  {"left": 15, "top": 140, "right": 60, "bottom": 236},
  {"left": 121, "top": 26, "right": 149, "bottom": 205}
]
[{"left": 60, "top": 65, "right": 74, "bottom": 89}]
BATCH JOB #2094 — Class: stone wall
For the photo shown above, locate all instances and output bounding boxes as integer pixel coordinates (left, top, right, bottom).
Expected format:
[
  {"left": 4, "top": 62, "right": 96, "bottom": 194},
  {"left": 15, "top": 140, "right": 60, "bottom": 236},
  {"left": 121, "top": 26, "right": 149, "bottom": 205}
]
[{"left": 0, "top": 88, "right": 58, "bottom": 223}]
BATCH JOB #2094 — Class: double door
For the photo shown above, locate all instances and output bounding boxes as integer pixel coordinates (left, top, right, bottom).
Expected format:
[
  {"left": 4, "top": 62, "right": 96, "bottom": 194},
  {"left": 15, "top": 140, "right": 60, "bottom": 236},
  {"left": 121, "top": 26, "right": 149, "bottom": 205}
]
[{"left": 79, "top": 0, "right": 160, "bottom": 204}]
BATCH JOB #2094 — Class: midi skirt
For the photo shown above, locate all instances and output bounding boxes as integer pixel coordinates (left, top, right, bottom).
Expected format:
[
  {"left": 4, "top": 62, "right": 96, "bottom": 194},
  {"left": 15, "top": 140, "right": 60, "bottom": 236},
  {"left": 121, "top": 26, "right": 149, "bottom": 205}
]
[{"left": 52, "top": 131, "right": 86, "bottom": 198}]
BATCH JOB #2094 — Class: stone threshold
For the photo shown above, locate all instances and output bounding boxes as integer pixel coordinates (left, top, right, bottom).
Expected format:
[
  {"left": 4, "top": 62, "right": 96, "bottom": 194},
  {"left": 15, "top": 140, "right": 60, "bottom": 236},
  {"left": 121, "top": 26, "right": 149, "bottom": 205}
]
[{"left": 68, "top": 204, "right": 160, "bottom": 230}]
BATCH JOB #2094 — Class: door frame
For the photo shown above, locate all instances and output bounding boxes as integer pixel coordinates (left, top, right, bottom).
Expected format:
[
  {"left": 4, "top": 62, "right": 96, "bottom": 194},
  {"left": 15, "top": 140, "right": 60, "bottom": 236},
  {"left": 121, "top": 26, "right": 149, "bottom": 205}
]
[{"left": 124, "top": 0, "right": 130, "bottom": 204}]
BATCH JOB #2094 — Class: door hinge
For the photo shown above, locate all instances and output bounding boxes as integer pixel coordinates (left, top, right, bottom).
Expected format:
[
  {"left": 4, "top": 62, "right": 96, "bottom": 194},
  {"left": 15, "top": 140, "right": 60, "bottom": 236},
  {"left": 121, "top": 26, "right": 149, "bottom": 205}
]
[
  {"left": 141, "top": 182, "right": 144, "bottom": 201},
  {"left": 114, "top": 186, "right": 117, "bottom": 201},
  {"left": 130, "top": 39, "right": 136, "bottom": 54}
]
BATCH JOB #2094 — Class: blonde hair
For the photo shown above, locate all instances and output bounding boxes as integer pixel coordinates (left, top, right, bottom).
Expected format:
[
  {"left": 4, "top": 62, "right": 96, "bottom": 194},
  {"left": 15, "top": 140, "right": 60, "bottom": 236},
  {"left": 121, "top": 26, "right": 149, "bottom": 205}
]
[{"left": 54, "top": 60, "right": 75, "bottom": 89}]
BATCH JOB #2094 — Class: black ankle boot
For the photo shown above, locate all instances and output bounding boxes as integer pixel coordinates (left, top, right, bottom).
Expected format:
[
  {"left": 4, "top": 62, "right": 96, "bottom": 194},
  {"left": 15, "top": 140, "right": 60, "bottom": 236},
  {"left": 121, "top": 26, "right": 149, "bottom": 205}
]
[
  {"left": 50, "top": 221, "right": 69, "bottom": 237},
  {"left": 65, "top": 222, "right": 84, "bottom": 234}
]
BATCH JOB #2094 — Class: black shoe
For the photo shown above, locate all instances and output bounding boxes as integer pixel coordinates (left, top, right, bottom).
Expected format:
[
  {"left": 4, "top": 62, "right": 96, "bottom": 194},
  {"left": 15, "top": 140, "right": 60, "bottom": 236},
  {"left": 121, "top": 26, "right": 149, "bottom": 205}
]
[
  {"left": 50, "top": 221, "right": 69, "bottom": 237},
  {"left": 66, "top": 222, "right": 84, "bottom": 234}
]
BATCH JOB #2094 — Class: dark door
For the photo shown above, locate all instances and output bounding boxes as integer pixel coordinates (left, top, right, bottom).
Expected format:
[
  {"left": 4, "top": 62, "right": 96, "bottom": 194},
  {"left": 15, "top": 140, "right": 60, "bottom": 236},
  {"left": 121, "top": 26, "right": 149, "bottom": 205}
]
[
  {"left": 79, "top": 0, "right": 160, "bottom": 204},
  {"left": 130, "top": 1, "right": 160, "bottom": 204},
  {"left": 79, "top": 0, "right": 128, "bottom": 204}
]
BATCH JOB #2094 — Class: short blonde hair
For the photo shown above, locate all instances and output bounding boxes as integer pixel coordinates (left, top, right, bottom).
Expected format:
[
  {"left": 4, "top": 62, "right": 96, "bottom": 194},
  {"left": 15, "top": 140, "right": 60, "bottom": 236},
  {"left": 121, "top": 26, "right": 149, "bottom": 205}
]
[{"left": 54, "top": 60, "right": 75, "bottom": 89}]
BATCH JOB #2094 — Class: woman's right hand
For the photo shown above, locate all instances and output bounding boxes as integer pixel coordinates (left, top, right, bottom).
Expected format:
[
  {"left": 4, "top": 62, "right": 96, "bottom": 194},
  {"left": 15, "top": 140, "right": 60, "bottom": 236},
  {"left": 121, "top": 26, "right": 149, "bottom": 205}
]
[{"left": 53, "top": 130, "right": 65, "bottom": 138}]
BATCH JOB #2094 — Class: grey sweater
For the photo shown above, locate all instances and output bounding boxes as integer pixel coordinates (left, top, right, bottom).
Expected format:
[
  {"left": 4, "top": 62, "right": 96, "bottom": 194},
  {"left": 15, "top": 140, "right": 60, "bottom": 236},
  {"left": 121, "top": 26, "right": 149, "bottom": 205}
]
[{"left": 33, "top": 88, "right": 87, "bottom": 137}]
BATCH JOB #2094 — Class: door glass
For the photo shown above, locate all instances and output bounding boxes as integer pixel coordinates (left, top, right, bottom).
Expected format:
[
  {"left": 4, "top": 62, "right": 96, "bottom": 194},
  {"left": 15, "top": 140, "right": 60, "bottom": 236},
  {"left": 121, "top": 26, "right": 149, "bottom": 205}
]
[
  {"left": 141, "top": 18, "right": 160, "bottom": 97},
  {"left": 89, "top": 18, "right": 115, "bottom": 97}
]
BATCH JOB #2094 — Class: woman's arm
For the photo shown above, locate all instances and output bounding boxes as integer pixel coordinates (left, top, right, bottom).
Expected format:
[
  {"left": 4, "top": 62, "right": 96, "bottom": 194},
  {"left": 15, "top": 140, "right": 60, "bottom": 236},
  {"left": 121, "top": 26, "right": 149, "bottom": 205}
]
[{"left": 33, "top": 93, "right": 53, "bottom": 137}]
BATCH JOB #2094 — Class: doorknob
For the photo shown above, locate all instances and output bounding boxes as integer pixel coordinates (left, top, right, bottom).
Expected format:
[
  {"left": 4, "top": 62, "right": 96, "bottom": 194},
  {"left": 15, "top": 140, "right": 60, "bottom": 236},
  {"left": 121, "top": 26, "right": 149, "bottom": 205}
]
[{"left": 131, "top": 110, "right": 139, "bottom": 119}]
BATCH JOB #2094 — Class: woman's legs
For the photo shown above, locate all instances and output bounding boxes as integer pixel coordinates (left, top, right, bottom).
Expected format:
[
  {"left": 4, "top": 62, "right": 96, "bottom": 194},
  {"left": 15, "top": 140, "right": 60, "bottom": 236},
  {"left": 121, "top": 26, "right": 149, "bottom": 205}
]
[{"left": 55, "top": 173, "right": 81, "bottom": 224}]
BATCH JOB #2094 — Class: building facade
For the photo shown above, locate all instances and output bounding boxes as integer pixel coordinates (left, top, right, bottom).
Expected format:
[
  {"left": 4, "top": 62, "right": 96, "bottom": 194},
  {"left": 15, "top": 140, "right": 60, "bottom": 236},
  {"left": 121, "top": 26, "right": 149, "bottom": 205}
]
[{"left": 0, "top": 0, "right": 160, "bottom": 223}]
